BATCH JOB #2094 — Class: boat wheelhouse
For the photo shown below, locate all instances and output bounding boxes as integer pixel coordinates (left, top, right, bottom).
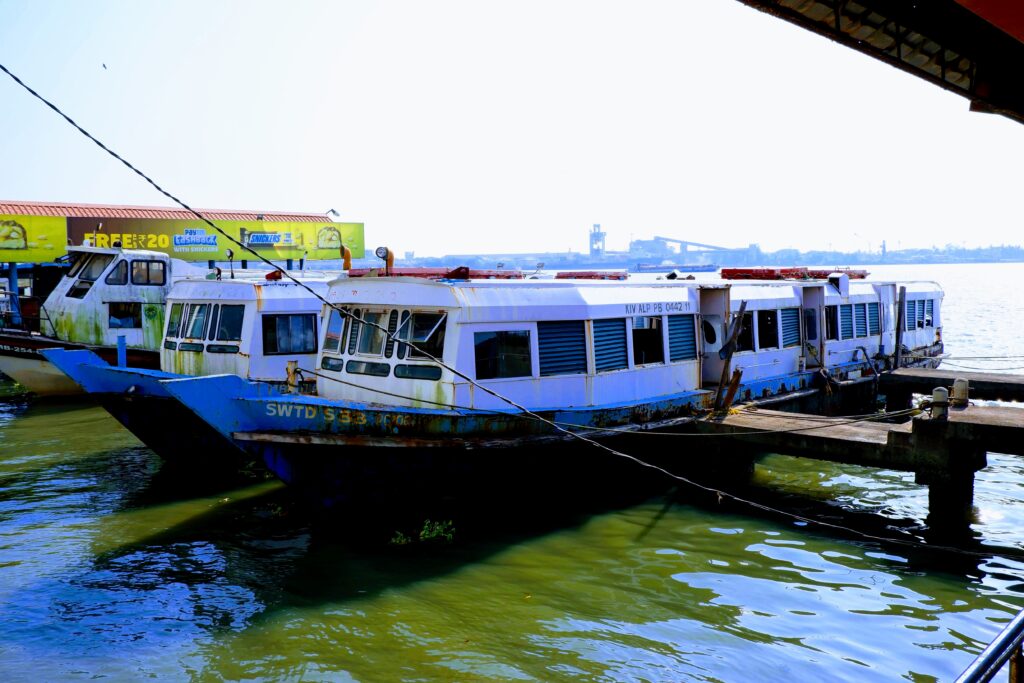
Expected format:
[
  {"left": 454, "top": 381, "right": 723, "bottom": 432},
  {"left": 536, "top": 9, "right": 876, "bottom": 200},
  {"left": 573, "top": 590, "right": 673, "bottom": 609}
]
[{"left": 0, "top": 246, "right": 209, "bottom": 395}]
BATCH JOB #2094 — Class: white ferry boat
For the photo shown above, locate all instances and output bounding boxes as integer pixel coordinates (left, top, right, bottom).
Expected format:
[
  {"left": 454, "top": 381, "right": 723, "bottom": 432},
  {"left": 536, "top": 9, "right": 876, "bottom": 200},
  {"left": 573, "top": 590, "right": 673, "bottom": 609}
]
[{"left": 129, "top": 268, "right": 944, "bottom": 506}]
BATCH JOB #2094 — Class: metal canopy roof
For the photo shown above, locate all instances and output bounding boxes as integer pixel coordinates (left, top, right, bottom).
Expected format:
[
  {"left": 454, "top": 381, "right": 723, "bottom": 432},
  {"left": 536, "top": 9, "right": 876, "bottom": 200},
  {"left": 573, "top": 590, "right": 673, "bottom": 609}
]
[
  {"left": 736, "top": 0, "right": 1024, "bottom": 124},
  {"left": 0, "top": 199, "right": 331, "bottom": 222}
]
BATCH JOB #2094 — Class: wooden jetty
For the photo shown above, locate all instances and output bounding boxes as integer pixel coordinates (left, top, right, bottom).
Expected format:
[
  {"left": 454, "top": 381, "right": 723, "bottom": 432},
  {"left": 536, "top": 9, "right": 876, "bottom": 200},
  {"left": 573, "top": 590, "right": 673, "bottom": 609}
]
[
  {"left": 693, "top": 400, "right": 1024, "bottom": 529},
  {"left": 880, "top": 368, "right": 1024, "bottom": 405}
]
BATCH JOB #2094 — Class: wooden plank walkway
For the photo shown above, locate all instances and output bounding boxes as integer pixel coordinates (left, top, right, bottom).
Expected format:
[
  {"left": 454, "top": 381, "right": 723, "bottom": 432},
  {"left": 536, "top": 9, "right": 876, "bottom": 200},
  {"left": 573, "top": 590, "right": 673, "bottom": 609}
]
[{"left": 879, "top": 368, "right": 1024, "bottom": 403}]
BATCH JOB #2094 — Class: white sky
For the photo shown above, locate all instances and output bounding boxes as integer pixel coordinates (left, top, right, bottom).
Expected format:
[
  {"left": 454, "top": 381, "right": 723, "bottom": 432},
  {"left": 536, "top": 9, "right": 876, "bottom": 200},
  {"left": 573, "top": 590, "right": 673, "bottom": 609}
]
[{"left": 1, "top": 0, "right": 1022, "bottom": 256}]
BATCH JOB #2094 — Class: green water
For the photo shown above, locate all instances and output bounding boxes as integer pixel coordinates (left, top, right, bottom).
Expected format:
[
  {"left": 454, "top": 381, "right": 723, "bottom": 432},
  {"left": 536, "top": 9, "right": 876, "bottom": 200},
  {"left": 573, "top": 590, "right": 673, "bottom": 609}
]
[
  {"left": 2, "top": 395, "right": 1024, "bottom": 681},
  {"left": 4, "top": 263, "right": 1024, "bottom": 681}
]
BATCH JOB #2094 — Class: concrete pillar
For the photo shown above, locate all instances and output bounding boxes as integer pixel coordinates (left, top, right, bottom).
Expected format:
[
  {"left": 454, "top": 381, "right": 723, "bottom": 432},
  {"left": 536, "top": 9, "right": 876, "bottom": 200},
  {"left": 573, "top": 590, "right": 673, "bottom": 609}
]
[{"left": 922, "top": 469, "right": 975, "bottom": 533}]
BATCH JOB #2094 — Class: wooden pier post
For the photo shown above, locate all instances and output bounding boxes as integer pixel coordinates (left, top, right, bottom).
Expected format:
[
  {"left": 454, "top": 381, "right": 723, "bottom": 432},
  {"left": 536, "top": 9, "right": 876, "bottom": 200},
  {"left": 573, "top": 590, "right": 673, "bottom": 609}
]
[{"left": 714, "top": 301, "right": 747, "bottom": 411}]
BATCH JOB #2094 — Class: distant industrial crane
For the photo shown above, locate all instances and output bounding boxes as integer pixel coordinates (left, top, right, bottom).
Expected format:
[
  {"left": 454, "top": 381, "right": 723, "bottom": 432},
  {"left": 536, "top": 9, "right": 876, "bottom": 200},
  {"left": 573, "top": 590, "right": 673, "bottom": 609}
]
[{"left": 652, "top": 236, "right": 743, "bottom": 252}]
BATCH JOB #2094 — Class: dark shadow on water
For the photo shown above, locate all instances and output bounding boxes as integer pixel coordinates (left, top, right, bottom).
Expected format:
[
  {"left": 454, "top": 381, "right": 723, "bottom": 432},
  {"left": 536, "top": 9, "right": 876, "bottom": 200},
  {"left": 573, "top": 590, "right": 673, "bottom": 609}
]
[{"left": 678, "top": 469, "right": 1004, "bottom": 579}]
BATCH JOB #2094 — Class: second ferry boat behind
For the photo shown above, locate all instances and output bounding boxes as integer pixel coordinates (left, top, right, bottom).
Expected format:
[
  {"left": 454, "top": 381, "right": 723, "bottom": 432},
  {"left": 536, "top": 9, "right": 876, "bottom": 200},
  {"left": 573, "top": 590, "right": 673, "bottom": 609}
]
[{"left": 44, "top": 272, "right": 334, "bottom": 462}]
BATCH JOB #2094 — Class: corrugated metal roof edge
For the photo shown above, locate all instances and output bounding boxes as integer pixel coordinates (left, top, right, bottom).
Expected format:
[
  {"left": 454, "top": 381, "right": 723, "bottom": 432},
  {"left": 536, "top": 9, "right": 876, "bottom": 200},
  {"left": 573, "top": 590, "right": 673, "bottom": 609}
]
[{"left": 0, "top": 199, "right": 337, "bottom": 222}]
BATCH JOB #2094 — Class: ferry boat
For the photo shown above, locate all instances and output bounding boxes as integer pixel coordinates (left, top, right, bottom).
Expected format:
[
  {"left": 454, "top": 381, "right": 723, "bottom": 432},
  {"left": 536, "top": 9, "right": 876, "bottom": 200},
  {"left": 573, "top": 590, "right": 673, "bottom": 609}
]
[
  {"left": 42, "top": 272, "right": 333, "bottom": 461},
  {"left": 0, "top": 246, "right": 210, "bottom": 395},
  {"left": 85, "top": 268, "right": 942, "bottom": 506}
]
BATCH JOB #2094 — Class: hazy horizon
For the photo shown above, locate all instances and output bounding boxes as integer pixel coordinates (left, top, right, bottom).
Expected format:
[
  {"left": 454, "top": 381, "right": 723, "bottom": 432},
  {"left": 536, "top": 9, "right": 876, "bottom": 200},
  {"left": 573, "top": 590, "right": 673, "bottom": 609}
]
[{"left": 2, "top": 1, "right": 1022, "bottom": 257}]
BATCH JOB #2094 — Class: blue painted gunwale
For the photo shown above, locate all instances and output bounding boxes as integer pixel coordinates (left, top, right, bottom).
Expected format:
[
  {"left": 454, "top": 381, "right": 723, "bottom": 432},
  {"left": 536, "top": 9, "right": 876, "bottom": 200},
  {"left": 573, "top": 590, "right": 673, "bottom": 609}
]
[
  {"left": 41, "top": 348, "right": 179, "bottom": 397},
  {"left": 157, "top": 364, "right": 855, "bottom": 446}
]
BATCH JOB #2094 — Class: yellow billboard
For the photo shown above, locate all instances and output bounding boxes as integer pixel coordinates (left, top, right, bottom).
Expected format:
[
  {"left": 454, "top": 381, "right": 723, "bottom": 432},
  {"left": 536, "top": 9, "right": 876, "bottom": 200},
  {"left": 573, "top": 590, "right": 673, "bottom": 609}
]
[
  {"left": 66, "top": 217, "right": 364, "bottom": 261},
  {"left": 0, "top": 215, "right": 69, "bottom": 263}
]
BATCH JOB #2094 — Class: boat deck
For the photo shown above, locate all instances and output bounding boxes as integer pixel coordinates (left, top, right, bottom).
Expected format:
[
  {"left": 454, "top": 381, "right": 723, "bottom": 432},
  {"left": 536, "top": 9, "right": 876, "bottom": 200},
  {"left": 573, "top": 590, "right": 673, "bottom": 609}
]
[{"left": 880, "top": 368, "right": 1024, "bottom": 403}]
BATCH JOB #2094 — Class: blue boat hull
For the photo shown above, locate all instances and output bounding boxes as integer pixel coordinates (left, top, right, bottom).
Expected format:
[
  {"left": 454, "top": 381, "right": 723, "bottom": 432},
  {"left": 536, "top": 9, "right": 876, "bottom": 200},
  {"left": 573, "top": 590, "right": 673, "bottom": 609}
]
[
  {"left": 157, "top": 370, "right": 878, "bottom": 508},
  {"left": 40, "top": 349, "right": 250, "bottom": 466}
]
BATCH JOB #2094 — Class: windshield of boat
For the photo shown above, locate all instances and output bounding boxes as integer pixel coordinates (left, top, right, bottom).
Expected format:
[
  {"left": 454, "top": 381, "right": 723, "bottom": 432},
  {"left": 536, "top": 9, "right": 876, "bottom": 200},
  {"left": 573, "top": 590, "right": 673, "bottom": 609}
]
[{"left": 66, "top": 253, "right": 116, "bottom": 299}]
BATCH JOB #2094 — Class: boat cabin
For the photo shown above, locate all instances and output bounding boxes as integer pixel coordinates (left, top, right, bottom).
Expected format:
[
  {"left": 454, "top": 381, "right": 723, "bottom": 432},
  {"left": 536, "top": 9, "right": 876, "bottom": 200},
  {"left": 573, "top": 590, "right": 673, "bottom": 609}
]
[
  {"left": 720, "top": 283, "right": 805, "bottom": 385},
  {"left": 317, "top": 277, "right": 713, "bottom": 411},
  {"left": 40, "top": 246, "right": 209, "bottom": 350},
  {"left": 161, "top": 276, "right": 333, "bottom": 386}
]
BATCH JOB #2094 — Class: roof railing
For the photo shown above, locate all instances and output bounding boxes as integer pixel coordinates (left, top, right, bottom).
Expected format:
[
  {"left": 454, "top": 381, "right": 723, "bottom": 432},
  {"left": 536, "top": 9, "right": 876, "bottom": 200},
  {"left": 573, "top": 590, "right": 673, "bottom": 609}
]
[{"left": 956, "top": 609, "right": 1024, "bottom": 683}]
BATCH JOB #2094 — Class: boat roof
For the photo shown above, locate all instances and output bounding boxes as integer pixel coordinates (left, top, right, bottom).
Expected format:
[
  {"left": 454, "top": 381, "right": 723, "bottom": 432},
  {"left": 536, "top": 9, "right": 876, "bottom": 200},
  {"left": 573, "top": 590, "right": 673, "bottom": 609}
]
[
  {"left": 327, "top": 276, "right": 709, "bottom": 322},
  {"left": 170, "top": 277, "right": 332, "bottom": 300},
  {"left": 324, "top": 275, "right": 945, "bottom": 323},
  {"left": 68, "top": 245, "right": 168, "bottom": 258}
]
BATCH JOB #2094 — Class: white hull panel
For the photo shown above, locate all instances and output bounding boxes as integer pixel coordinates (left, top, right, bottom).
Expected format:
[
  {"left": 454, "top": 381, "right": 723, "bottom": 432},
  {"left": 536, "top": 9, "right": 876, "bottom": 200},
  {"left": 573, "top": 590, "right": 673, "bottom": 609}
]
[{"left": 0, "top": 355, "right": 83, "bottom": 396}]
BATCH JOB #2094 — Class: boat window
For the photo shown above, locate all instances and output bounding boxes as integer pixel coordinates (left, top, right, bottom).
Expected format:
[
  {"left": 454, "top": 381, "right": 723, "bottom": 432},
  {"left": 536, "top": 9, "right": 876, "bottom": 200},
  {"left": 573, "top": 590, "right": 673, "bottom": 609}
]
[
  {"left": 79, "top": 253, "right": 114, "bottom": 281},
  {"left": 395, "top": 311, "right": 411, "bottom": 359},
  {"left": 207, "top": 344, "right": 239, "bottom": 354},
  {"left": 384, "top": 310, "right": 400, "bottom": 358},
  {"left": 854, "top": 303, "right": 868, "bottom": 338},
  {"left": 925, "top": 299, "right": 934, "bottom": 327},
  {"left": 839, "top": 304, "right": 854, "bottom": 340},
  {"left": 867, "top": 302, "right": 880, "bottom": 335},
  {"left": 67, "top": 252, "right": 91, "bottom": 278},
  {"left": 346, "top": 359, "right": 391, "bottom": 377},
  {"left": 207, "top": 305, "right": 220, "bottom": 340},
  {"left": 166, "top": 303, "right": 184, "bottom": 338},
  {"left": 632, "top": 316, "right": 664, "bottom": 365},
  {"left": 216, "top": 305, "right": 244, "bottom": 341},
  {"left": 538, "top": 320, "right": 587, "bottom": 375},
  {"left": 474, "top": 330, "right": 532, "bottom": 379},
  {"left": 756, "top": 310, "right": 779, "bottom": 350},
  {"left": 594, "top": 318, "right": 628, "bottom": 372},
  {"left": 323, "top": 308, "right": 347, "bottom": 354},
  {"left": 780, "top": 308, "right": 801, "bottom": 348},
  {"left": 702, "top": 320, "right": 717, "bottom": 345},
  {"left": 824, "top": 306, "right": 838, "bottom": 341},
  {"left": 263, "top": 313, "right": 317, "bottom": 354},
  {"left": 355, "top": 311, "right": 386, "bottom": 356},
  {"left": 909, "top": 301, "right": 925, "bottom": 331},
  {"left": 395, "top": 364, "right": 442, "bottom": 381},
  {"left": 321, "top": 357, "right": 344, "bottom": 372},
  {"left": 105, "top": 260, "right": 128, "bottom": 285},
  {"left": 668, "top": 315, "right": 698, "bottom": 362},
  {"left": 131, "top": 260, "right": 166, "bottom": 286},
  {"left": 108, "top": 302, "right": 142, "bottom": 329},
  {"left": 164, "top": 340, "right": 177, "bottom": 351},
  {"left": 66, "top": 253, "right": 115, "bottom": 299},
  {"left": 399, "top": 312, "right": 447, "bottom": 361},
  {"left": 734, "top": 312, "right": 754, "bottom": 353},
  {"left": 347, "top": 309, "right": 361, "bottom": 354},
  {"left": 179, "top": 342, "right": 203, "bottom": 352},
  {"left": 184, "top": 304, "right": 210, "bottom": 339},
  {"left": 803, "top": 308, "right": 818, "bottom": 342}
]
